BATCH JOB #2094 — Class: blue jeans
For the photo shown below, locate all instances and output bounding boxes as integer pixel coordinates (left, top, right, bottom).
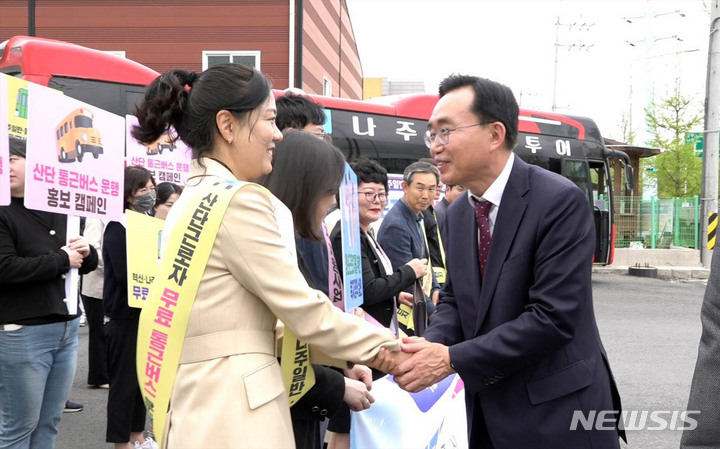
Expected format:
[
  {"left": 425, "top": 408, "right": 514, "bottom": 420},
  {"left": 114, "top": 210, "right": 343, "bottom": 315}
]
[{"left": 0, "top": 319, "right": 79, "bottom": 449}]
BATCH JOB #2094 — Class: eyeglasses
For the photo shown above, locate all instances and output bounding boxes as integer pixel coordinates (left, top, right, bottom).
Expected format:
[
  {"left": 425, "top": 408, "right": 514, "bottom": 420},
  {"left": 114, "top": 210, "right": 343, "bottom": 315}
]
[
  {"left": 137, "top": 186, "right": 156, "bottom": 195},
  {"left": 424, "top": 122, "right": 492, "bottom": 148},
  {"left": 360, "top": 191, "right": 387, "bottom": 203},
  {"left": 309, "top": 131, "right": 332, "bottom": 142}
]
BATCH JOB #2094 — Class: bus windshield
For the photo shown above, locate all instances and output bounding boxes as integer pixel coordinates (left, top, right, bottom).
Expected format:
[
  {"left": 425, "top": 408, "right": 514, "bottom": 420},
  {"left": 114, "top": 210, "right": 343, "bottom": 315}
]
[{"left": 74, "top": 115, "right": 93, "bottom": 129}]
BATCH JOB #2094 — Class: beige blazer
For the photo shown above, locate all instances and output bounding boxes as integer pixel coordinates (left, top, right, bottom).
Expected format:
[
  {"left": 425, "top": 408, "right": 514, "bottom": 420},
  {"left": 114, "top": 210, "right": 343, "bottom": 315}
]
[{"left": 162, "top": 159, "right": 398, "bottom": 448}]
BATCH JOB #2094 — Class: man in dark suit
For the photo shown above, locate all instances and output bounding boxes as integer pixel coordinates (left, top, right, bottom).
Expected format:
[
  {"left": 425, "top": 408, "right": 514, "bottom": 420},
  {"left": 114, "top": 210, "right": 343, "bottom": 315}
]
[
  {"left": 378, "top": 161, "right": 439, "bottom": 307},
  {"left": 681, "top": 244, "right": 720, "bottom": 448},
  {"left": 388, "top": 75, "right": 624, "bottom": 448}
]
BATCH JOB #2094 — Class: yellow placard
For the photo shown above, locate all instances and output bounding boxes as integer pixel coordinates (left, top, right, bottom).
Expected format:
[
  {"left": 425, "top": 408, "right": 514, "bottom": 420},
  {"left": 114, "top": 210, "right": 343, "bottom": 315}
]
[
  {"left": 126, "top": 210, "right": 164, "bottom": 308},
  {"left": 6, "top": 76, "right": 29, "bottom": 142}
]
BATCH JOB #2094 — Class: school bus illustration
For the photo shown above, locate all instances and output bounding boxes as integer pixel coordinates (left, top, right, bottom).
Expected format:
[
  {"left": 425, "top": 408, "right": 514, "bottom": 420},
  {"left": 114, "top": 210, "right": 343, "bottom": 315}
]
[
  {"left": 146, "top": 132, "right": 176, "bottom": 155},
  {"left": 14, "top": 87, "right": 28, "bottom": 119},
  {"left": 56, "top": 108, "right": 103, "bottom": 163}
]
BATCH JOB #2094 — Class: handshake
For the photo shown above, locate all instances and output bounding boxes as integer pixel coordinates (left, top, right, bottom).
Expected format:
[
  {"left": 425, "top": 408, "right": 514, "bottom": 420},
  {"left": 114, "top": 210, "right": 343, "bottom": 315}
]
[{"left": 367, "top": 337, "right": 455, "bottom": 393}]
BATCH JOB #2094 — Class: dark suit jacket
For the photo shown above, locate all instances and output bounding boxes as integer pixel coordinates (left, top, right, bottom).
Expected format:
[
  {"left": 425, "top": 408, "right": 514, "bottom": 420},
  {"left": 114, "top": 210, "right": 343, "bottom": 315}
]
[
  {"left": 424, "top": 158, "right": 623, "bottom": 449},
  {"left": 330, "top": 224, "right": 417, "bottom": 327},
  {"left": 681, "top": 244, "right": 720, "bottom": 448},
  {"left": 422, "top": 206, "right": 445, "bottom": 271},
  {"left": 434, "top": 198, "right": 450, "bottom": 252},
  {"left": 377, "top": 199, "right": 439, "bottom": 299}
]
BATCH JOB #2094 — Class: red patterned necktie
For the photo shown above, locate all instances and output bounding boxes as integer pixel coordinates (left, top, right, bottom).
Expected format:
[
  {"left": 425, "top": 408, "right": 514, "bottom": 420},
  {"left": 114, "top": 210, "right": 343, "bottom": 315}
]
[{"left": 473, "top": 199, "right": 493, "bottom": 277}]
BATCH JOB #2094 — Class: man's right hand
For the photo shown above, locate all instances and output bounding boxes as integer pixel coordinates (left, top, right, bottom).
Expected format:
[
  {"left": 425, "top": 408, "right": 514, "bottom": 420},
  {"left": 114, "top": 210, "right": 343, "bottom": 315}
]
[
  {"left": 406, "top": 258, "right": 428, "bottom": 278},
  {"left": 61, "top": 247, "right": 83, "bottom": 268}
]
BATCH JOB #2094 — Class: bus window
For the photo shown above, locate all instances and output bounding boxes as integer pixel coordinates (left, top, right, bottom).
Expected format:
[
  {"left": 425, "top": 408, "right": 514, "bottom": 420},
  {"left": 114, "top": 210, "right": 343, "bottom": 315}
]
[
  {"left": 563, "top": 159, "right": 592, "bottom": 205},
  {"left": 327, "top": 109, "right": 430, "bottom": 173},
  {"left": 74, "top": 114, "right": 93, "bottom": 128},
  {"left": 590, "top": 161, "right": 609, "bottom": 211},
  {"left": 48, "top": 76, "right": 147, "bottom": 117}
]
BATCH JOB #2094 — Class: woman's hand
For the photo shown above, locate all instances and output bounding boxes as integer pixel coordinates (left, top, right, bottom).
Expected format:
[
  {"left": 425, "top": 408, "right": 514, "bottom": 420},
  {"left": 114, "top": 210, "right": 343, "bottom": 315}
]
[
  {"left": 67, "top": 236, "right": 90, "bottom": 258},
  {"left": 406, "top": 258, "right": 428, "bottom": 278},
  {"left": 344, "top": 364, "right": 372, "bottom": 390},
  {"left": 343, "top": 377, "right": 374, "bottom": 412},
  {"left": 61, "top": 247, "right": 84, "bottom": 268}
]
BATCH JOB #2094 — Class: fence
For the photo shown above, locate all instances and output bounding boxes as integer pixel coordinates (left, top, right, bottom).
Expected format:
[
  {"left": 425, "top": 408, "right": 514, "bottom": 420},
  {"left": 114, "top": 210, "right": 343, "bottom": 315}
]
[{"left": 614, "top": 196, "right": 700, "bottom": 249}]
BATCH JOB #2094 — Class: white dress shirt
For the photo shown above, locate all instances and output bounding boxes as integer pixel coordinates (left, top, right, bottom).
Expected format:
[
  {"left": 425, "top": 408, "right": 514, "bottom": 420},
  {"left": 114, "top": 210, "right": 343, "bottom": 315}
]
[{"left": 467, "top": 152, "right": 515, "bottom": 237}]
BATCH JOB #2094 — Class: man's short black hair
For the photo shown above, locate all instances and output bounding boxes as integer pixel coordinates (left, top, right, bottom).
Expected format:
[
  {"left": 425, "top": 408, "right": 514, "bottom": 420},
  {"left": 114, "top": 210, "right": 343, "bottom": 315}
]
[
  {"left": 438, "top": 74, "right": 519, "bottom": 150},
  {"left": 276, "top": 93, "right": 326, "bottom": 130}
]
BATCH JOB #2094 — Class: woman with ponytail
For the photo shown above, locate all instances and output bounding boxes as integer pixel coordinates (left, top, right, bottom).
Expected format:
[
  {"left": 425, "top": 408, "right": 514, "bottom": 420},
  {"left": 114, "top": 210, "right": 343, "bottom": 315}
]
[{"left": 132, "top": 64, "right": 407, "bottom": 448}]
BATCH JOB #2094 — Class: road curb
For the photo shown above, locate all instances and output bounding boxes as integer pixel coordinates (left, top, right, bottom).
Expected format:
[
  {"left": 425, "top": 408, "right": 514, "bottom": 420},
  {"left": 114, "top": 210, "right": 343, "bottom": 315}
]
[{"left": 593, "top": 265, "right": 709, "bottom": 281}]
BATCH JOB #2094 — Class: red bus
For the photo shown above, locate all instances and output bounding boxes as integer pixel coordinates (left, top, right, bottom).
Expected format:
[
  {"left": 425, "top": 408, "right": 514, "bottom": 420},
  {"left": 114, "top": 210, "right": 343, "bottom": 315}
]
[
  {"left": 0, "top": 35, "right": 159, "bottom": 116},
  {"left": 285, "top": 91, "right": 634, "bottom": 265},
  {"left": 1, "top": 35, "right": 631, "bottom": 264}
]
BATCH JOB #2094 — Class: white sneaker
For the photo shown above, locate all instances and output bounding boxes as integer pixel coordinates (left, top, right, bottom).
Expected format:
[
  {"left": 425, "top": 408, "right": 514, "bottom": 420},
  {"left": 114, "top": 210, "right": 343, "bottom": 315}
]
[{"left": 134, "top": 437, "right": 159, "bottom": 449}]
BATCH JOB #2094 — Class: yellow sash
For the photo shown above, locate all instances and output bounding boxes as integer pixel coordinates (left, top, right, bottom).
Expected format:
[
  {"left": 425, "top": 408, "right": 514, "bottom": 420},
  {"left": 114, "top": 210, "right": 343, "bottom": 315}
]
[
  {"left": 275, "top": 200, "right": 315, "bottom": 406},
  {"left": 136, "top": 180, "right": 245, "bottom": 446},
  {"left": 281, "top": 332, "right": 315, "bottom": 406},
  {"left": 136, "top": 181, "right": 316, "bottom": 445}
]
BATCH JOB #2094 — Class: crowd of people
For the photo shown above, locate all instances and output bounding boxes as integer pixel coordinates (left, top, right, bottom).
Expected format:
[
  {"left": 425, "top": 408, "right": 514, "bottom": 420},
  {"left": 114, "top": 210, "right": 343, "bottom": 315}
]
[{"left": 0, "top": 62, "right": 632, "bottom": 449}]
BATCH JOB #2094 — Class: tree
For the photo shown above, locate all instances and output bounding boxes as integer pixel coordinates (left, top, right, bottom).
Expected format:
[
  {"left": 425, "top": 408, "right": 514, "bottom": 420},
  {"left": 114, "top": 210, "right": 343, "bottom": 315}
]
[{"left": 644, "top": 88, "right": 703, "bottom": 198}]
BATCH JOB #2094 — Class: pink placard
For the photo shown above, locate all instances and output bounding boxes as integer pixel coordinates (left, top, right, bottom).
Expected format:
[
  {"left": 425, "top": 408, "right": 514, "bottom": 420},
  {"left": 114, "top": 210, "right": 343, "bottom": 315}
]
[
  {"left": 0, "top": 74, "right": 9, "bottom": 206},
  {"left": 125, "top": 115, "right": 193, "bottom": 186},
  {"left": 24, "top": 84, "right": 126, "bottom": 220}
]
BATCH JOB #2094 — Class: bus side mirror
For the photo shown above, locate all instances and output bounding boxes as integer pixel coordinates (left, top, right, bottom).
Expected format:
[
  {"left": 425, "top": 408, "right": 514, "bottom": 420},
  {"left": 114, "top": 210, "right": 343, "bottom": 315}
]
[{"left": 624, "top": 164, "right": 635, "bottom": 191}]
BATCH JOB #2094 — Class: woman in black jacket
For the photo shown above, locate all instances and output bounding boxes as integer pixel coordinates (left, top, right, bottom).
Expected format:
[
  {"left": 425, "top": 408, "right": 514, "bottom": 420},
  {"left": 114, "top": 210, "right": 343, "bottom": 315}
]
[
  {"left": 0, "top": 139, "right": 98, "bottom": 448},
  {"left": 103, "top": 165, "right": 157, "bottom": 449},
  {"left": 259, "top": 130, "right": 375, "bottom": 449},
  {"left": 330, "top": 159, "right": 426, "bottom": 329},
  {"left": 327, "top": 159, "right": 426, "bottom": 447}
]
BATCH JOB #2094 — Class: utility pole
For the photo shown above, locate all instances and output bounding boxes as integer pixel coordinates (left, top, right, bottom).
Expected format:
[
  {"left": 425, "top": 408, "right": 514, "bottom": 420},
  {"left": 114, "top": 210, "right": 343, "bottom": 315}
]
[
  {"left": 701, "top": 0, "right": 720, "bottom": 268},
  {"left": 28, "top": 0, "right": 35, "bottom": 36},
  {"left": 552, "top": 17, "right": 593, "bottom": 112},
  {"left": 552, "top": 17, "right": 560, "bottom": 112}
]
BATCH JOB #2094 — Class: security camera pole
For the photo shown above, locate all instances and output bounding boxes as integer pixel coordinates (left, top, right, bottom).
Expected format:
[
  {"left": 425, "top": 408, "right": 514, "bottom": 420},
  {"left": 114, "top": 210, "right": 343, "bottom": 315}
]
[{"left": 701, "top": 1, "right": 720, "bottom": 268}]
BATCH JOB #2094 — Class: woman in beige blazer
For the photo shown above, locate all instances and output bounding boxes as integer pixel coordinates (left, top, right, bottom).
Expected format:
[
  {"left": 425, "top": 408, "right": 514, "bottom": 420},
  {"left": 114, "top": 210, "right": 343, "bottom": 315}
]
[{"left": 132, "top": 64, "right": 405, "bottom": 448}]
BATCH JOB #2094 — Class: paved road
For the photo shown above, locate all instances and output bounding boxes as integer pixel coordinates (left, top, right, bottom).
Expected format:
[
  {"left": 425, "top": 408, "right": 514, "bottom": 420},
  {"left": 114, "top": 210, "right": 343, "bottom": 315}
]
[
  {"left": 56, "top": 273, "right": 706, "bottom": 448},
  {"left": 595, "top": 274, "right": 706, "bottom": 449}
]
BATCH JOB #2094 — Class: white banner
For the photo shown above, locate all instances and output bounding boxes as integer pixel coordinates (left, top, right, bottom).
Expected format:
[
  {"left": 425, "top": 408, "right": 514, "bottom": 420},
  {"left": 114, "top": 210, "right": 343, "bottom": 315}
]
[{"left": 351, "top": 374, "right": 468, "bottom": 449}]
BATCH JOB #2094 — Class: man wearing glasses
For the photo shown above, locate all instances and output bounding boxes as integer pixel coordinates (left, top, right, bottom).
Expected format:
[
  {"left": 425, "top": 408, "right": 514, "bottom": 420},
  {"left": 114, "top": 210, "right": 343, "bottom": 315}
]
[{"left": 385, "top": 75, "right": 624, "bottom": 448}]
